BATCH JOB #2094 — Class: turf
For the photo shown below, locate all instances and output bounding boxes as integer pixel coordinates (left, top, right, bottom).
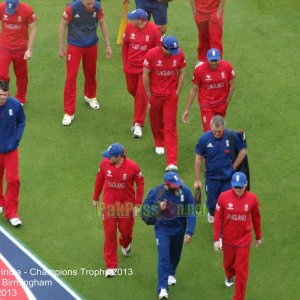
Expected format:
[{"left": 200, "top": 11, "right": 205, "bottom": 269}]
[{"left": 1, "top": 0, "right": 299, "bottom": 299}]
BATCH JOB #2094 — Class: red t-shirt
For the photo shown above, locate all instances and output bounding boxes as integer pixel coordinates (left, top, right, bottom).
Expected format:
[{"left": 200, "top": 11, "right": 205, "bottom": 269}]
[
  {"left": 0, "top": 2, "right": 37, "bottom": 50},
  {"left": 192, "top": 60, "right": 235, "bottom": 108},
  {"left": 143, "top": 46, "right": 186, "bottom": 96},
  {"left": 195, "top": 0, "right": 220, "bottom": 14},
  {"left": 93, "top": 157, "right": 144, "bottom": 206},
  {"left": 122, "top": 21, "right": 161, "bottom": 74},
  {"left": 214, "top": 189, "right": 262, "bottom": 247}
]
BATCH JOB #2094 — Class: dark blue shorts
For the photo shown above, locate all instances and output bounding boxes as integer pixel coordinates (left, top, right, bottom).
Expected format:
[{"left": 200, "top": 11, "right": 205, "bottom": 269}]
[{"left": 135, "top": 0, "right": 168, "bottom": 25}]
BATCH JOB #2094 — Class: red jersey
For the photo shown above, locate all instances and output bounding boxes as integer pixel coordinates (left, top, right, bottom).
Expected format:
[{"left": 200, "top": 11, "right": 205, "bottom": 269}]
[
  {"left": 192, "top": 60, "right": 235, "bottom": 108},
  {"left": 195, "top": 0, "right": 220, "bottom": 14},
  {"left": 0, "top": 2, "right": 37, "bottom": 50},
  {"left": 122, "top": 21, "right": 161, "bottom": 74},
  {"left": 93, "top": 157, "right": 144, "bottom": 206},
  {"left": 143, "top": 47, "right": 186, "bottom": 96},
  {"left": 214, "top": 189, "right": 262, "bottom": 247}
]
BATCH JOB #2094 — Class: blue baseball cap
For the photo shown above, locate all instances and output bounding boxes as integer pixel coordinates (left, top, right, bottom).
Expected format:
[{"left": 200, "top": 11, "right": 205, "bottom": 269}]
[
  {"left": 207, "top": 48, "right": 221, "bottom": 61},
  {"left": 162, "top": 35, "right": 180, "bottom": 56},
  {"left": 102, "top": 143, "right": 125, "bottom": 158},
  {"left": 5, "top": 0, "right": 19, "bottom": 15},
  {"left": 164, "top": 171, "right": 183, "bottom": 189},
  {"left": 231, "top": 172, "right": 247, "bottom": 188},
  {"left": 127, "top": 9, "right": 148, "bottom": 21}
]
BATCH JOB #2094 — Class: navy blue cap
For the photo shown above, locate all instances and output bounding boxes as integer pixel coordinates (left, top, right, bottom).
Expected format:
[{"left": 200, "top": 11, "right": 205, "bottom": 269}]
[
  {"left": 127, "top": 9, "right": 148, "bottom": 21},
  {"left": 162, "top": 35, "right": 180, "bottom": 56},
  {"left": 207, "top": 48, "right": 221, "bottom": 61},
  {"left": 164, "top": 171, "right": 183, "bottom": 189},
  {"left": 231, "top": 172, "right": 247, "bottom": 188},
  {"left": 5, "top": 0, "right": 19, "bottom": 15},
  {"left": 102, "top": 143, "right": 125, "bottom": 158}
]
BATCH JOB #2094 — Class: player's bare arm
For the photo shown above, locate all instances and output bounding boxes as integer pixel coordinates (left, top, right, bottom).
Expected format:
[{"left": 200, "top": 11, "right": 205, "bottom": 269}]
[
  {"left": 189, "top": 0, "right": 196, "bottom": 16},
  {"left": 99, "top": 17, "right": 112, "bottom": 59},
  {"left": 58, "top": 18, "right": 69, "bottom": 58},
  {"left": 143, "top": 67, "right": 151, "bottom": 99},
  {"left": 24, "top": 21, "right": 37, "bottom": 60},
  {"left": 232, "top": 148, "right": 247, "bottom": 171},
  {"left": 226, "top": 78, "right": 235, "bottom": 104},
  {"left": 194, "top": 154, "right": 203, "bottom": 189},
  {"left": 182, "top": 83, "right": 198, "bottom": 123},
  {"left": 217, "top": 0, "right": 226, "bottom": 19}
]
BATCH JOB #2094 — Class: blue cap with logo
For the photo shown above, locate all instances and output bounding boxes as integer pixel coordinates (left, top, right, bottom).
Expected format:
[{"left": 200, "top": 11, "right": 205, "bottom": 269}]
[
  {"left": 207, "top": 48, "right": 221, "bottom": 61},
  {"left": 162, "top": 35, "right": 180, "bottom": 56},
  {"left": 231, "top": 172, "right": 247, "bottom": 188},
  {"left": 127, "top": 9, "right": 148, "bottom": 21},
  {"left": 164, "top": 171, "right": 183, "bottom": 189},
  {"left": 5, "top": 0, "right": 19, "bottom": 15},
  {"left": 102, "top": 143, "right": 125, "bottom": 158}
]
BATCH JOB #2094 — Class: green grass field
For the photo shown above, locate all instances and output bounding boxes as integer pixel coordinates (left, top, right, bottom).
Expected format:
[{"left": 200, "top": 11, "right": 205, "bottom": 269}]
[{"left": 1, "top": 0, "right": 300, "bottom": 299}]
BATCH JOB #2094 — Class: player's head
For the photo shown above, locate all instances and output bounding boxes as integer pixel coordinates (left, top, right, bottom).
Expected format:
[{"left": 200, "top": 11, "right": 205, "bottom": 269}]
[
  {"left": 5, "top": 0, "right": 19, "bottom": 15},
  {"left": 81, "top": 0, "right": 95, "bottom": 12},
  {"left": 162, "top": 36, "right": 180, "bottom": 56},
  {"left": 210, "top": 115, "right": 225, "bottom": 139},
  {"left": 127, "top": 9, "right": 148, "bottom": 26},
  {"left": 164, "top": 171, "right": 183, "bottom": 190},
  {"left": 207, "top": 48, "right": 221, "bottom": 69},
  {"left": 231, "top": 172, "right": 247, "bottom": 196},
  {"left": 0, "top": 80, "right": 9, "bottom": 106},
  {"left": 102, "top": 143, "right": 125, "bottom": 164}
]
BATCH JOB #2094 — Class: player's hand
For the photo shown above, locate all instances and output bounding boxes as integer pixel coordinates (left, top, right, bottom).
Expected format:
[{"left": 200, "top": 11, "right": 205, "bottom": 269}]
[
  {"left": 193, "top": 179, "right": 202, "bottom": 190},
  {"left": 58, "top": 47, "right": 66, "bottom": 58},
  {"left": 255, "top": 239, "right": 262, "bottom": 248},
  {"left": 105, "top": 46, "right": 112, "bottom": 59},
  {"left": 133, "top": 205, "right": 140, "bottom": 217},
  {"left": 184, "top": 234, "right": 192, "bottom": 244},
  {"left": 160, "top": 200, "right": 167, "bottom": 211},
  {"left": 24, "top": 50, "right": 32, "bottom": 60},
  {"left": 93, "top": 200, "right": 99, "bottom": 208},
  {"left": 214, "top": 241, "right": 222, "bottom": 251},
  {"left": 182, "top": 110, "right": 189, "bottom": 123}
]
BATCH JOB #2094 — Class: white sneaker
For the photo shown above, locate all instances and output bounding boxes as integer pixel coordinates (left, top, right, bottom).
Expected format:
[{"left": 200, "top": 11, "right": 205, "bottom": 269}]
[
  {"left": 165, "top": 164, "right": 178, "bottom": 172},
  {"left": 121, "top": 244, "right": 131, "bottom": 257},
  {"left": 131, "top": 123, "right": 142, "bottom": 138},
  {"left": 9, "top": 218, "right": 22, "bottom": 227},
  {"left": 62, "top": 114, "right": 74, "bottom": 126},
  {"left": 105, "top": 268, "right": 116, "bottom": 278},
  {"left": 158, "top": 288, "right": 168, "bottom": 299},
  {"left": 168, "top": 275, "right": 176, "bottom": 286},
  {"left": 207, "top": 212, "right": 214, "bottom": 223},
  {"left": 155, "top": 147, "right": 165, "bottom": 155},
  {"left": 84, "top": 96, "right": 100, "bottom": 110},
  {"left": 0, "top": 207, "right": 3, "bottom": 214},
  {"left": 225, "top": 277, "right": 234, "bottom": 287}
]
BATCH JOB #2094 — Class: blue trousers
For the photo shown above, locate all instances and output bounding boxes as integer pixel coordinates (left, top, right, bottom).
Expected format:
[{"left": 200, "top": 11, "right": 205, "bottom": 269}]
[
  {"left": 155, "top": 230, "right": 185, "bottom": 293},
  {"left": 205, "top": 178, "right": 231, "bottom": 216}
]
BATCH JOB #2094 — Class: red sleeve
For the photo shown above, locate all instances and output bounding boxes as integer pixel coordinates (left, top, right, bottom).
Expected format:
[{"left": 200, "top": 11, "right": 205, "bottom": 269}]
[
  {"left": 98, "top": 7, "right": 104, "bottom": 20},
  {"left": 251, "top": 196, "right": 262, "bottom": 240},
  {"left": 153, "top": 26, "right": 162, "bottom": 47},
  {"left": 122, "top": 26, "right": 130, "bottom": 66},
  {"left": 192, "top": 65, "right": 202, "bottom": 86},
  {"left": 143, "top": 52, "right": 153, "bottom": 71},
  {"left": 27, "top": 6, "right": 37, "bottom": 23},
  {"left": 63, "top": 5, "right": 73, "bottom": 22},
  {"left": 178, "top": 51, "right": 186, "bottom": 69},
  {"left": 225, "top": 61, "right": 236, "bottom": 81},
  {"left": 213, "top": 196, "right": 224, "bottom": 241},
  {"left": 133, "top": 166, "right": 144, "bottom": 206},
  {"left": 93, "top": 161, "right": 106, "bottom": 201}
]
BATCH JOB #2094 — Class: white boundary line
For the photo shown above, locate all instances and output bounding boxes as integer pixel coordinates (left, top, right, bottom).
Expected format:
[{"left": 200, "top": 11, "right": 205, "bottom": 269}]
[
  {"left": 0, "top": 225, "right": 82, "bottom": 300},
  {"left": 0, "top": 253, "right": 37, "bottom": 300}
]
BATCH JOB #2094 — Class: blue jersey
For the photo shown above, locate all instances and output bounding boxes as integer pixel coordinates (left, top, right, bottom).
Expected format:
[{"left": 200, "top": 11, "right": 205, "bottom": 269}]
[
  {"left": 195, "top": 129, "right": 245, "bottom": 180},
  {"left": 66, "top": 0, "right": 102, "bottom": 47},
  {"left": 0, "top": 98, "right": 25, "bottom": 153},
  {"left": 142, "top": 184, "right": 196, "bottom": 236}
]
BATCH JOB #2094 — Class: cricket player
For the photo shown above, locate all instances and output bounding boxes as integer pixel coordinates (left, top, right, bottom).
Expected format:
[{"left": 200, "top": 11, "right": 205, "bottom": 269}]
[
  {"left": 58, "top": 0, "right": 112, "bottom": 126},
  {"left": 214, "top": 172, "right": 262, "bottom": 300},
  {"left": 141, "top": 171, "right": 196, "bottom": 299},
  {"left": 194, "top": 115, "right": 246, "bottom": 223},
  {"left": 92, "top": 143, "right": 144, "bottom": 277},
  {"left": 0, "top": 0, "right": 37, "bottom": 104},
  {"left": 190, "top": 0, "right": 226, "bottom": 62},
  {"left": 182, "top": 48, "right": 235, "bottom": 132},
  {"left": 143, "top": 35, "right": 185, "bottom": 172},
  {"left": 0, "top": 80, "right": 25, "bottom": 227},
  {"left": 122, "top": 8, "right": 161, "bottom": 138}
]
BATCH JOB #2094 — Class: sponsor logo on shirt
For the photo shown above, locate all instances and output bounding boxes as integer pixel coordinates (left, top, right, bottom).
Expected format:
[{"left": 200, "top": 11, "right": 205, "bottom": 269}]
[
  {"left": 216, "top": 203, "right": 220, "bottom": 211},
  {"left": 227, "top": 203, "right": 234, "bottom": 210},
  {"left": 107, "top": 181, "right": 126, "bottom": 189},
  {"left": 9, "top": 109, "right": 13, "bottom": 116},
  {"left": 145, "top": 35, "right": 149, "bottom": 42},
  {"left": 156, "top": 70, "right": 174, "bottom": 76},
  {"left": 173, "top": 60, "right": 177, "bottom": 67},
  {"left": 227, "top": 214, "right": 246, "bottom": 221},
  {"left": 18, "top": 16, "right": 22, "bottom": 23},
  {"left": 226, "top": 140, "right": 229, "bottom": 147},
  {"left": 207, "top": 143, "right": 213, "bottom": 148},
  {"left": 3, "top": 15, "right": 8, "bottom": 21},
  {"left": 131, "top": 43, "right": 148, "bottom": 51},
  {"left": 138, "top": 171, "right": 143, "bottom": 178},
  {"left": 156, "top": 60, "right": 163, "bottom": 67},
  {"left": 207, "top": 82, "right": 225, "bottom": 90},
  {"left": 205, "top": 74, "right": 212, "bottom": 81},
  {"left": 123, "top": 173, "right": 127, "bottom": 180},
  {"left": 63, "top": 11, "right": 68, "bottom": 18},
  {"left": 244, "top": 204, "right": 249, "bottom": 212},
  {"left": 5, "top": 23, "right": 21, "bottom": 30},
  {"left": 74, "top": 14, "right": 80, "bottom": 18},
  {"left": 143, "top": 58, "right": 149, "bottom": 67},
  {"left": 106, "top": 170, "right": 112, "bottom": 177},
  {"left": 221, "top": 72, "right": 225, "bottom": 79},
  {"left": 130, "top": 33, "right": 136, "bottom": 40}
]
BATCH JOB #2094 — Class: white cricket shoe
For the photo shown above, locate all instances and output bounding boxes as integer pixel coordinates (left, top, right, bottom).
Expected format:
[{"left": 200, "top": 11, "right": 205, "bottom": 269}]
[
  {"left": 165, "top": 164, "right": 178, "bottom": 172},
  {"left": 225, "top": 277, "right": 234, "bottom": 287},
  {"left": 131, "top": 123, "right": 142, "bottom": 138},
  {"left": 9, "top": 218, "right": 22, "bottom": 227},
  {"left": 84, "top": 96, "right": 100, "bottom": 110},
  {"left": 105, "top": 268, "right": 116, "bottom": 278},
  {"left": 62, "top": 114, "right": 74, "bottom": 126},
  {"left": 155, "top": 147, "right": 165, "bottom": 155},
  {"left": 158, "top": 288, "right": 168, "bottom": 299},
  {"left": 207, "top": 212, "right": 214, "bottom": 223},
  {"left": 168, "top": 275, "right": 176, "bottom": 286},
  {"left": 121, "top": 244, "right": 131, "bottom": 257},
  {"left": 0, "top": 207, "right": 3, "bottom": 214}
]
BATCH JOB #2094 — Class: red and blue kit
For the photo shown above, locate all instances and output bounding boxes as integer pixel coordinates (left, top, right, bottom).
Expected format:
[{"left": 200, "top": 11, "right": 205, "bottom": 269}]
[
  {"left": 192, "top": 60, "right": 235, "bottom": 131},
  {"left": 93, "top": 157, "right": 144, "bottom": 268},
  {"left": 0, "top": 2, "right": 37, "bottom": 103},
  {"left": 122, "top": 21, "right": 161, "bottom": 126},
  {"left": 214, "top": 189, "right": 262, "bottom": 300}
]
